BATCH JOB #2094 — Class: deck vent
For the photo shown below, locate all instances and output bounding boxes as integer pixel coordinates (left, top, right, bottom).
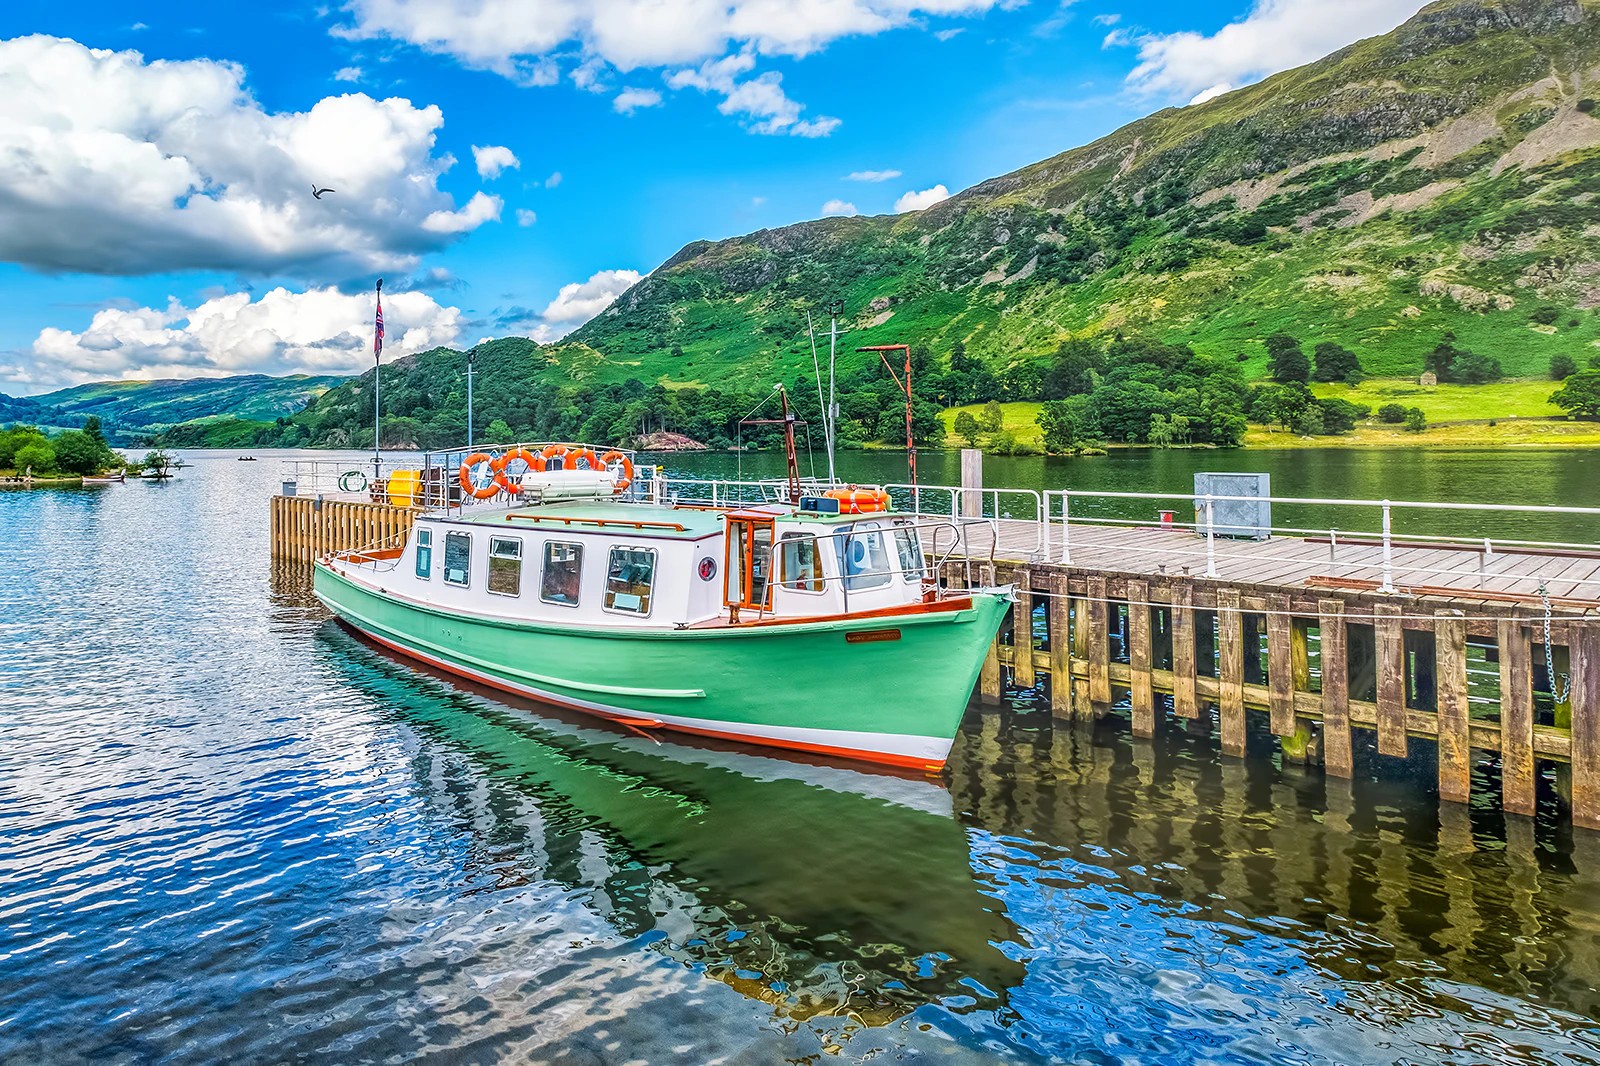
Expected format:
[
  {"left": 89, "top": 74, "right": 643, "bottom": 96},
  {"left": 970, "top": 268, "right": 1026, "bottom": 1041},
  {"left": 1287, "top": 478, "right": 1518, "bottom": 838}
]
[{"left": 1193, "top": 472, "right": 1271, "bottom": 540}]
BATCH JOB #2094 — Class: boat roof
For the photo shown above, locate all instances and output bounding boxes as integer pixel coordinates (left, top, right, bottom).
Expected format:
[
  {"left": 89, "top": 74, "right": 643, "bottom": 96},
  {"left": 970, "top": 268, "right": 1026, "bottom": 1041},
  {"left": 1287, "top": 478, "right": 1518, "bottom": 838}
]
[{"left": 432, "top": 499, "right": 916, "bottom": 539}]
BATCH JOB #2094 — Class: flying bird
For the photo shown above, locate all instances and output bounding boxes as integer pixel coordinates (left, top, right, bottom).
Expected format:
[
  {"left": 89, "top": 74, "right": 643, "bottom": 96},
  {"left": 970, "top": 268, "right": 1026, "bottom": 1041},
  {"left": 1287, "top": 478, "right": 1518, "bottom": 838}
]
[{"left": 311, "top": 185, "right": 335, "bottom": 199}]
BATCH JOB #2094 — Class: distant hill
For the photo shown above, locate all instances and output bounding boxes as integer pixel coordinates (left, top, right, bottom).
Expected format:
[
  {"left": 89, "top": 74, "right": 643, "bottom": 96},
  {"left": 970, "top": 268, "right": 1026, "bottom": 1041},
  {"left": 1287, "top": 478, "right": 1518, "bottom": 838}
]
[
  {"left": 7, "top": 374, "right": 343, "bottom": 444},
  {"left": 553, "top": 0, "right": 1600, "bottom": 386}
]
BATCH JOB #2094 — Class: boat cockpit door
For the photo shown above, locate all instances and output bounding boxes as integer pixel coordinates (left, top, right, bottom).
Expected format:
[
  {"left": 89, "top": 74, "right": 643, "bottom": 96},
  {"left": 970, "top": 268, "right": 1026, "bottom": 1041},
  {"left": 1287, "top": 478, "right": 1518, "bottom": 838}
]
[{"left": 725, "top": 515, "right": 775, "bottom": 621}]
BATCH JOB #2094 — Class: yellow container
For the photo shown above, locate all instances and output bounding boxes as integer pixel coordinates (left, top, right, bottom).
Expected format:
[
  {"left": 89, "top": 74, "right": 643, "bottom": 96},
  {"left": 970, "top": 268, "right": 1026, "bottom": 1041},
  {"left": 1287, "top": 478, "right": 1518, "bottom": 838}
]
[{"left": 386, "top": 468, "right": 422, "bottom": 506}]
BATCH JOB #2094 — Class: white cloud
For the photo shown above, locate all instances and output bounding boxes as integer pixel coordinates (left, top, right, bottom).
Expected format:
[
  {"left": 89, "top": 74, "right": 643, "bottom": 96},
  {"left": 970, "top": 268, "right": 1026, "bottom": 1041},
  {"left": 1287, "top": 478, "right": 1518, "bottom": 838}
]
[
  {"left": 421, "top": 191, "right": 503, "bottom": 233},
  {"left": 1092, "top": 12, "right": 1120, "bottom": 25},
  {"left": 539, "top": 268, "right": 642, "bottom": 330},
  {"left": 820, "top": 199, "right": 857, "bottom": 216},
  {"left": 846, "top": 169, "right": 901, "bottom": 182},
  {"left": 1188, "top": 82, "right": 1232, "bottom": 106},
  {"left": 22, "top": 286, "right": 463, "bottom": 389},
  {"left": 669, "top": 53, "right": 839, "bottom": 136},
  {"left": 894, "top": 184, "right": 950, "bottom": 212},
  {"left": 515, "top": 208, "right": 538, "bottom": 226},
  {"left": 0, "top": 35, "right": 498, "bottom": 277},
  {"left": 934, "top": 28, "right": 964, "bottom": 41},
  {"left": 1101, "top": 27, "right": 1130, "bottom": 48},
  {"left": 335, "top": 0, "right": 995, "bottom": 133},
  {"left": 471, "top": 143, "right": 520, "bottom": 178},
  {"left": 546, "top": 170, "right": 563, "bottom": 188},
  {"left": 1122, "top": 0, "right": 1423, "bottom": 98},
  {"left": 613, "top": 87, "right": 663, "bottom": 113},
  {"left": 338, "top": 0, "right": 1006, "bottom": 71},
  {"left": 334, "top": 65, "right": 363, "bottom": 81}
]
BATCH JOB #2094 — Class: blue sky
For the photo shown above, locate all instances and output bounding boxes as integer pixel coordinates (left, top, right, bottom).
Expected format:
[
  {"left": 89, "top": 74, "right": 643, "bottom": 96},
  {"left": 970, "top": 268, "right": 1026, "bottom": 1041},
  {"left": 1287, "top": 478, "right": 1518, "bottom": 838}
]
[{"left": 0, "top": 0, "right": 1425, "bottom": 393}]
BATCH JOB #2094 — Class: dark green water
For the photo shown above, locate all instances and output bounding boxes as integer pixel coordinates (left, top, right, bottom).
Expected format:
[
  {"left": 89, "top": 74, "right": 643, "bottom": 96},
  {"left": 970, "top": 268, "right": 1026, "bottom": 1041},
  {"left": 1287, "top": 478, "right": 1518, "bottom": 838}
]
[{"left": 3, "top": 449, "right": 1600, "bottom": 1063}]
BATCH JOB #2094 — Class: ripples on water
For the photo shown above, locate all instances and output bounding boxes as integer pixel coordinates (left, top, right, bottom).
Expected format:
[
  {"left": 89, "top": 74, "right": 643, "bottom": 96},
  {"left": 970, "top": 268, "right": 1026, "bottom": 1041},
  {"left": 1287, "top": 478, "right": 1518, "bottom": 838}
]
[{"left": 3, "top": 452, "right": 1600, "bottom": 1064}]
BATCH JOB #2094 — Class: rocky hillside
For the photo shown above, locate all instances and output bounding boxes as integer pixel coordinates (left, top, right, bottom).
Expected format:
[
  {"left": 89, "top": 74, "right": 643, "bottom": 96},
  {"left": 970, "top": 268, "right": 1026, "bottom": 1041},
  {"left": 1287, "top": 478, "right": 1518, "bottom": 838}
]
[{"left": 560, "top": 0, "right": 1600, "bottom": 386}]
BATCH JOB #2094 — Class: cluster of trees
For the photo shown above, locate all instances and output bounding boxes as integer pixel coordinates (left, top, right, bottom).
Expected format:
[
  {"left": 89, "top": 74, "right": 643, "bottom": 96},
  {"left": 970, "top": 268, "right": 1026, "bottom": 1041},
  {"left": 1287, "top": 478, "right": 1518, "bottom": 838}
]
[
  {"left": 1265, "top": 333, "right": 1364, "bottom": 384},
  {"left": 0, "top": 417, "right": 122, "bottom": 475}
]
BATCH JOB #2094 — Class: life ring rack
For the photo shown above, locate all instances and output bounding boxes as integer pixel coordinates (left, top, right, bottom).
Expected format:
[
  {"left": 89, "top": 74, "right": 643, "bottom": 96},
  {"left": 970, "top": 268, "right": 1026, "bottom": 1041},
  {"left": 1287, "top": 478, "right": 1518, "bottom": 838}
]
[
  {"left": 491, "top": 447, "right": 543, "bottom": 494},
  {"left": 457, "top": 452, "right": 501, "bottom": 500},
  {"left": 456, "top": 445, "right": 635, "bottom": 500}
]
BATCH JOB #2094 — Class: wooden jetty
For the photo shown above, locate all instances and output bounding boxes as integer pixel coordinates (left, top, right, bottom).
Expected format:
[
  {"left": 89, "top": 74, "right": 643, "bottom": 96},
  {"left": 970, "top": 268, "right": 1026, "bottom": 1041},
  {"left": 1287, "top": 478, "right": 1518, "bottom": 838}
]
[
  {"left": 946, "top": 511, "right": 1600, "bottom": 829},
  {"left": 268, "top": 451, "right": 1600, "bottom": 829}
]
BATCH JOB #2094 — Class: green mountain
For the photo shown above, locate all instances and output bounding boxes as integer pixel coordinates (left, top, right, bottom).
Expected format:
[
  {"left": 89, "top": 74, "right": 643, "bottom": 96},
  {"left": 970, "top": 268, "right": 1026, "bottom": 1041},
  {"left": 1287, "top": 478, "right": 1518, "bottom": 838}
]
[
  {"left": 555, "top": 0, "right": 1600, "bottom": 386},
  {"left": 191, "top": 0, "right": 1600, "bottom": 453},
  {"left": 14, "top": 374, "right": 343, "bottom": 444}
]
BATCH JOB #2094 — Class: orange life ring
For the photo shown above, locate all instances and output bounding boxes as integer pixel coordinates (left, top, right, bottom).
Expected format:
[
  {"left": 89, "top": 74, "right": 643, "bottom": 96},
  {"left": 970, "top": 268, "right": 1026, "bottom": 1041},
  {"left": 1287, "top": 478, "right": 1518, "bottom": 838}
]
[
  {"left": 565, "top": 447, "right": 600, "bottom": 472},
  {"left": 492, "top": 447, "right": 542, "bottom": 494},
  {"left": 598, "top": 450, "right": 633, "bottom": 492},
  {"left": 459, "top": 452, "right": 501, "bottom": 500},
  {"left": 824, "top": 485, "right": 890, "bottom": 514}
]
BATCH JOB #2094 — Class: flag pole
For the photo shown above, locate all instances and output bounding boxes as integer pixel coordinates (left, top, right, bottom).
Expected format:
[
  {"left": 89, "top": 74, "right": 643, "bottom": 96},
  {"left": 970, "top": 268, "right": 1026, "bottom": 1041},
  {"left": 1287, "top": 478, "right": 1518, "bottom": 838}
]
[{"left": 372, "top": 277, "right": 384, "bottom": 486}]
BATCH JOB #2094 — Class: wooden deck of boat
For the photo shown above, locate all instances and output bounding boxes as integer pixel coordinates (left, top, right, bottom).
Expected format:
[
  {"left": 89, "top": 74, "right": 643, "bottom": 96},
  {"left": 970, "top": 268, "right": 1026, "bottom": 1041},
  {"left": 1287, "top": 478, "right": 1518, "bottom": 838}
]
[{"left": 958, "top": 519, "right": 1600, "bottom": 607}]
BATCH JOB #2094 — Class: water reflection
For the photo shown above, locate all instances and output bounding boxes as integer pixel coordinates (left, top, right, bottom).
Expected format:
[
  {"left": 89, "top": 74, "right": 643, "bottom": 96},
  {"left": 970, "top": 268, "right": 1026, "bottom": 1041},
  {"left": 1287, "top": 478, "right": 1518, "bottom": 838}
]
[{"left": 323, "top": 623, "right": 1027, "bottom": 1028}]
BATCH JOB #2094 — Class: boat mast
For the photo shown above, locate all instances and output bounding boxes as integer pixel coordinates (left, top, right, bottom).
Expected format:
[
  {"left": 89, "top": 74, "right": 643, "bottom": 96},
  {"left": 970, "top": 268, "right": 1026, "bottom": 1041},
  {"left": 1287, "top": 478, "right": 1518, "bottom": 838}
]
[
  {"left": 827, "top": 302, "right": 841, "bottom": 485},
  {"left": 858, "top": 343, "right": 917, "bottom": 493},
  {"left": 740, "top": 384, "right": 804, "bottom": 504},
  {"left": 805, "top": 310, "right": 835, "bottom": 485},
  {"left": 372, "top": 277, "right": 384, "bottom": 486}
]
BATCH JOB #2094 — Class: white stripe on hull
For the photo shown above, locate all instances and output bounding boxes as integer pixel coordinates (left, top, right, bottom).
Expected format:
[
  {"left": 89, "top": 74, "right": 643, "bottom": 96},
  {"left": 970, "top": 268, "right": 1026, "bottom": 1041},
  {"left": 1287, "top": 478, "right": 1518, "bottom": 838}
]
[{"left": 325, "top": 601, "right": 954, "bottom": 767}]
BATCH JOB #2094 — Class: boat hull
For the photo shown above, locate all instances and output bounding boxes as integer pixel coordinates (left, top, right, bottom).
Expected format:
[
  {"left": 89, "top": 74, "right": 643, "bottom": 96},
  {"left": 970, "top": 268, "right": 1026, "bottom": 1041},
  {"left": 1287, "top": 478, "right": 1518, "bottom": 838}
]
[{"left": 313, "top": 563, "right": 1009, "bottom": 771}]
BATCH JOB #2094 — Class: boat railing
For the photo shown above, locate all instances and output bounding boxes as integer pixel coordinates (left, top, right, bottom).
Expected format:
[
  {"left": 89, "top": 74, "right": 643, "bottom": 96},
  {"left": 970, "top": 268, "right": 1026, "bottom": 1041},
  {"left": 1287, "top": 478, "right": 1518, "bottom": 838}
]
[
  {"left": 279, "top": 457, "right": 421, "bottom": 501},
  {"left": 326, "top": 526, "right": 411, "bottom": 573},
  {"left": 1041, "top": 488, "right": 1600, "bottom": 594},
  {"left": 408, "top": 442, "right": 647, "bottom": 512},
  {"left": 654, "top": 477, "right": 834, "bottom": 509}
]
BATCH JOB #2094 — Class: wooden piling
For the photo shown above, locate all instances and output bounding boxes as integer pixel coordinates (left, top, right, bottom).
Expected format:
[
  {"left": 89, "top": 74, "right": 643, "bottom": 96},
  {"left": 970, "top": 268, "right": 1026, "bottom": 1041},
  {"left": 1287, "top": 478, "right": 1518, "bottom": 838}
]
[
  {"left": 1087, "top": 575, "right": 1110, "bottom": 709},
  {"left": 1071, "top": 582, "right": 1092, "bottom": 719},
  {"left": 1436, "top": 610, "right": 1471, "bottom": 805},
  {"left": 1320, "top": 600, "right": 1353, "bottom": 778},
  {"left": 1267, "top": 594, "right": 1294, "bottom": 736},
  {"left": 1128, "top": 579, "right": 1154, "bottom": 738},
  {"left": 1011, "top": 569, "right": 1036, "bottom": 690},
  {"left": 1049, "top": 574, "right": 1073, "bottom": 719},
  {"left": 1498, "top": 618, "right": 1535, "bottom": 817},
  {"left": 1572, "top": 630, "right": 1600, "bottom": 830},
  {"left": 1218, "top": 589, "right": 1246, "bottom": 757},
  {"left": 1172, "top": 584, "right": 1198, "bottom": 719},
  {"left": 1375, "top": 604, "right": 1407, "bottom": 758}
]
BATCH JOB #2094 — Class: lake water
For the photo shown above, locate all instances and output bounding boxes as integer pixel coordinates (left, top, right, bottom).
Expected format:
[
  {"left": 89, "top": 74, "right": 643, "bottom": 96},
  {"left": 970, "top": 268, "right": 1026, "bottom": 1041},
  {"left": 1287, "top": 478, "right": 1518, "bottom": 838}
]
[{"left": 4, "top": 448, "right": 1600, "bottom": 1064}]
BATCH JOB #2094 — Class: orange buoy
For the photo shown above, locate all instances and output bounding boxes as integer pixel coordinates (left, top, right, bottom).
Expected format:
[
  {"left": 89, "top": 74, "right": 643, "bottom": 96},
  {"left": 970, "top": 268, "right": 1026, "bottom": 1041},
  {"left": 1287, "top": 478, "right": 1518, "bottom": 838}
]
[
  {"left": 459, "top": 452, "right": 501, "bottom": 500},
  {"left": 824, "top": 485, "right": 891, "bottom": 514},
  {"left": 598, "top": 450, "right": 634, "bottom": 492},
  {"left": 566, "top": 447, "right": 600, "bottom": 472},
  {"left": 492, "top": 447, "right": 542, "bottom": 494},
  {"left": 539, "top": 443, "right": 569, "bottom": 468}
]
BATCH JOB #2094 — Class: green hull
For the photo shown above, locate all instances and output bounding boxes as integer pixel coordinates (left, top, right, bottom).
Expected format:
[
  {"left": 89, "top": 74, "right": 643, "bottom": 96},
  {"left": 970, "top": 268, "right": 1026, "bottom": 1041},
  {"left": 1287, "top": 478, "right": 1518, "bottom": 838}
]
[{"left": 313, "top": 563, "right": 1009, "bottom": 770}]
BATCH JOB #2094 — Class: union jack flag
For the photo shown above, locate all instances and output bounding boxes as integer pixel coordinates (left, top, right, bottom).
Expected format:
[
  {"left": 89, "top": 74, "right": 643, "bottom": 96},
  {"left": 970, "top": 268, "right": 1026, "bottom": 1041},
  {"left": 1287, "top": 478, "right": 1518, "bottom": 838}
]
[{"left": 373, "top": 293, "right": 385, "bottom": 356}]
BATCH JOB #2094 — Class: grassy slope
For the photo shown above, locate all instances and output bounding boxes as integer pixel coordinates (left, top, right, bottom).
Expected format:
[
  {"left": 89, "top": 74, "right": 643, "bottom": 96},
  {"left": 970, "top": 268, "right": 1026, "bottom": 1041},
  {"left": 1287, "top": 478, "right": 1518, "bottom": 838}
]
[
  {"left": 30, "top": 374, "right": 342, "bottom": 442},
  {"left": 554, "top": 0, "right": 1600, "bottom": 396}
]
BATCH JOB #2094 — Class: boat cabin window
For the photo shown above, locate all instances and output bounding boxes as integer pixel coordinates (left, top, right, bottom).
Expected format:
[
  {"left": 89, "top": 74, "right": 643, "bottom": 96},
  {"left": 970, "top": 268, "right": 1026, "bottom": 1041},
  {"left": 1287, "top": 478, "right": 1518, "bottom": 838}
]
[
  {"left": 892, "top": 522, "right": 925, "bottom": 584},
  {"left": 443, "top": 532, "right": 472, "bottom": 587},
  {"left": 541, "top": 542, "right": 583, "bottom": 607},
  {"left": 488, "top": 536, "right": 523, "bottom": 597},
  {"left": 604, "top": 547, "right": 656, "bottom": 615},
  {"left": 839, "top": 524, "right": 892, "bottom": 591},
  {"left": 778, "top": 533, "right": 824, "bottom": 593},
  {"left": 415, "top": 528, "right": 433, "bottom": 580}
]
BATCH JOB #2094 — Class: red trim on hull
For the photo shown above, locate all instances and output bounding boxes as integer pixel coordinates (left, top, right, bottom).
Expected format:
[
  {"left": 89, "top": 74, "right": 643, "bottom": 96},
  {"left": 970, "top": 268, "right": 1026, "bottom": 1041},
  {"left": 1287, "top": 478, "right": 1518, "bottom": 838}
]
[{"left": 348, "top": 622, "right": 948, "bottom": 775}]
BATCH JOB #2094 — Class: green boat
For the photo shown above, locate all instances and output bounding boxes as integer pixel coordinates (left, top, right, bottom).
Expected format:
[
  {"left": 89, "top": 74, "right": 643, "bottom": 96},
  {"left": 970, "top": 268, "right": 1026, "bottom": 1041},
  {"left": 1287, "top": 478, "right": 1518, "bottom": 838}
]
[{"left": 313, "top": 444, "right": 1010, "bottom": 773}]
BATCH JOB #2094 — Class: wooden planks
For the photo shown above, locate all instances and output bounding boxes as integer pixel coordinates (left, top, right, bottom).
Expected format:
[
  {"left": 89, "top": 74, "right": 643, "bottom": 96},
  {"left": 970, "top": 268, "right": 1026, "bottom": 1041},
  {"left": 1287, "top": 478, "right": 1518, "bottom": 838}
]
[
  {"left": 269, "top": 495, "right": 414, "bottom": 566},
  {"left": 1010, "top": 569, "right": 1036, "bottom": 689},
  {"left": 1436, "top": 610, "right": 1471, "bottom": 805},
  {"left": 1049, "top": 573, "right": 1073, "bottom": 719}
]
